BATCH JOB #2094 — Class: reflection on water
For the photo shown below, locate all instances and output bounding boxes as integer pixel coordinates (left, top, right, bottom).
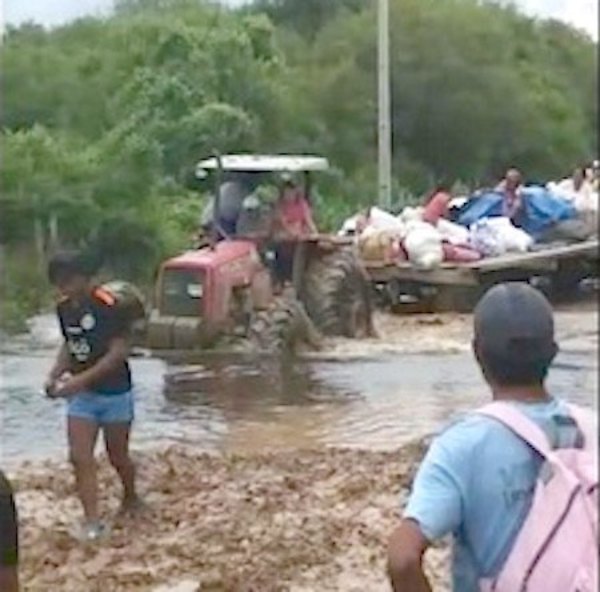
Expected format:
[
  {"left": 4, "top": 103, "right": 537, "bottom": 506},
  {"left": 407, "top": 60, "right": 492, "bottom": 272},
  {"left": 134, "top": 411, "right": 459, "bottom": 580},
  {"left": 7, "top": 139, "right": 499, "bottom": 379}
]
[{"left": 1, "top": 342, "right": 597, "bottom": 465}]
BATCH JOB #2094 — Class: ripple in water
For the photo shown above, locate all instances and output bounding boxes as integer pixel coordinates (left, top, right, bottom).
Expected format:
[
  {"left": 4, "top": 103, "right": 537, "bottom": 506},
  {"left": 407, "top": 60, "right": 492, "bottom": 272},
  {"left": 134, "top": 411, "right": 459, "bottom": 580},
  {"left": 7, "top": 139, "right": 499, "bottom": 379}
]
[{"left": 1, "top": 343, "right": 596, "bottom": 466}]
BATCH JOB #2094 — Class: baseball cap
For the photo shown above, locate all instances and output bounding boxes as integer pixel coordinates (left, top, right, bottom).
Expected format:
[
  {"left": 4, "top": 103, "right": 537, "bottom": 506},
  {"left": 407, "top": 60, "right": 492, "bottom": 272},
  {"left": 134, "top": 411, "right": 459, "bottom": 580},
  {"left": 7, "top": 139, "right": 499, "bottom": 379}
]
[{"left": 474, "top": 282, "right": 555, "bottom": 357}]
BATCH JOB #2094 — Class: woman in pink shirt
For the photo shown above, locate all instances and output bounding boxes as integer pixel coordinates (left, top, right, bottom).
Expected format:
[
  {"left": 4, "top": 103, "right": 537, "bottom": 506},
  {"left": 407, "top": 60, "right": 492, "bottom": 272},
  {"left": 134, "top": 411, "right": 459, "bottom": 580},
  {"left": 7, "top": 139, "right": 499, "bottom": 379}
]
[
  {"left": 272, "top": 174, "right": 318, "bottom": 288},
  {"left": 274, "top": 174, "right": 318, "bottom": 238}
]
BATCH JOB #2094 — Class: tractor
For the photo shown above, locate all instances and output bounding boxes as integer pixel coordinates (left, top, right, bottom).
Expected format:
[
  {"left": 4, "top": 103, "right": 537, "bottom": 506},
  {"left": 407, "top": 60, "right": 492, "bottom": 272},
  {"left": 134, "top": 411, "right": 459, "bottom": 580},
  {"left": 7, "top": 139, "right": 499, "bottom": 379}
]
[{"left": 117, "top": 155, "right": 374, "bottom": 354}]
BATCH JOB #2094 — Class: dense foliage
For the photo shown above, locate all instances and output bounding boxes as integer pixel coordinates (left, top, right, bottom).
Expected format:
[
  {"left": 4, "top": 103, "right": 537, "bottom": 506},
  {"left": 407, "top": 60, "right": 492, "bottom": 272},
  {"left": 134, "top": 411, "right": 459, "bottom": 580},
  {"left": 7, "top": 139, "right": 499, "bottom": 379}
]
[{"left": 0, "top": 0, "right": 597, "bottom": 325}]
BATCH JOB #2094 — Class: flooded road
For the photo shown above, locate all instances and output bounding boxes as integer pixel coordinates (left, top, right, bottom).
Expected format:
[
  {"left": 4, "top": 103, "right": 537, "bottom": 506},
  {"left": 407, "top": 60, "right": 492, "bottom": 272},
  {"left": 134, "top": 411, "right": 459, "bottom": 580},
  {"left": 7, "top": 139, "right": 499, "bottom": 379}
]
[
  {"left": 4, "top": 304, "right": 597, "bottom": 592},
  {"left": 1, "top": 307, "right": 597, "bottom": 465}
]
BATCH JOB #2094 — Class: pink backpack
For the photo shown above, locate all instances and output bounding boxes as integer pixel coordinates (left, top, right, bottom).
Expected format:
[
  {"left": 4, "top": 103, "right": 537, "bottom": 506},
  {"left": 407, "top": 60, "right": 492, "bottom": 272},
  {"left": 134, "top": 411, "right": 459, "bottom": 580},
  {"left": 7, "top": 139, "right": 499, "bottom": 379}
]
[{"left": 477, "top": 402, "right": 598, "bottom": 592}]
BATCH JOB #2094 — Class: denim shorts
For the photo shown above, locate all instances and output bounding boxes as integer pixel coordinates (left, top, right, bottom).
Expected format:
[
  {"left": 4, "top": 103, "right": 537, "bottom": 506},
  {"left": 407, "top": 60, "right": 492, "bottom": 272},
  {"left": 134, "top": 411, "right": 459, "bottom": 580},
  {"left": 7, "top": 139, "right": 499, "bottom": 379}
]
[{"left": 67, "top": 391, "right": 134, "bottom": 425}]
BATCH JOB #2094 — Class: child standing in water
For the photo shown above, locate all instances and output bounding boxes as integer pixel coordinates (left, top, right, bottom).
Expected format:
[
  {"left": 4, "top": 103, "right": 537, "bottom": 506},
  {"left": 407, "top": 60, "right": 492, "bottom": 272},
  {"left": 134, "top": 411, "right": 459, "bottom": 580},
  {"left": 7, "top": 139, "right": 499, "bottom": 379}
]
[{"left": 45, "top": 251, "right": 141, "bottom": 540}]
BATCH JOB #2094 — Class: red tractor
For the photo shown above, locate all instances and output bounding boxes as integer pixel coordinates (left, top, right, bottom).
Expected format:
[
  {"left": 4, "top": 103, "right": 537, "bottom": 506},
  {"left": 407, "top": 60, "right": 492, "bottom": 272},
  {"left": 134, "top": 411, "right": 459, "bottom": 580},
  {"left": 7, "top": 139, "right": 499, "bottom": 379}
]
[{"left": 121, "top": 155, "right": 374, "bottom": 353}]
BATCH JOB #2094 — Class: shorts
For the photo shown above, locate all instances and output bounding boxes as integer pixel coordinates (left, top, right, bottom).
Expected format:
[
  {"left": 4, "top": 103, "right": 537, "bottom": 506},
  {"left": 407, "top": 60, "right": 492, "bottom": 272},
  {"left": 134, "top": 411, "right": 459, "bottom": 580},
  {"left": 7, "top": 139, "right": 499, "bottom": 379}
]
[{"left": 67, "top": 391, "right": 134, "bottom": 425}]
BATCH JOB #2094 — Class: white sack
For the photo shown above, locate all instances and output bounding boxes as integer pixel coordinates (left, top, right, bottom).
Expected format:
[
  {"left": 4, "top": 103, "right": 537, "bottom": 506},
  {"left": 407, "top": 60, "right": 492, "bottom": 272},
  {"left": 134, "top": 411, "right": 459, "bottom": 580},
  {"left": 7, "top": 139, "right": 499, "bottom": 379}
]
[
  {"left": 436, "top": 219, "right": 470, "bottom": 245},
  {"left": 469, "top": 217, "right": 533, "bottom": 257},
  {"left": 404, "top": 221, "right": 444, "bottom": 269}
]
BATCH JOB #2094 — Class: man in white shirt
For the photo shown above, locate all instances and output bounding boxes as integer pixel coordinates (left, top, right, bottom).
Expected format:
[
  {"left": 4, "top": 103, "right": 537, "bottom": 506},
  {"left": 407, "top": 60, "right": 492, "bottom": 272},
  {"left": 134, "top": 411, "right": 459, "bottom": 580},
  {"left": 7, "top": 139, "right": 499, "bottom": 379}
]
[{"left": 550, "top": 167, "right": 597, "bottom": 213}]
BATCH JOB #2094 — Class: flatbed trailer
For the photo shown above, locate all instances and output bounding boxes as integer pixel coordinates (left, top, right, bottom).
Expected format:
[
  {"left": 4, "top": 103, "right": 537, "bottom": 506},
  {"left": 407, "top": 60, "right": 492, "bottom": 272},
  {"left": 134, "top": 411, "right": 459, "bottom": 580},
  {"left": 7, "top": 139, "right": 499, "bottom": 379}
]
[{"left": 363, "top": 239, "right": 599, "bottom": 311}]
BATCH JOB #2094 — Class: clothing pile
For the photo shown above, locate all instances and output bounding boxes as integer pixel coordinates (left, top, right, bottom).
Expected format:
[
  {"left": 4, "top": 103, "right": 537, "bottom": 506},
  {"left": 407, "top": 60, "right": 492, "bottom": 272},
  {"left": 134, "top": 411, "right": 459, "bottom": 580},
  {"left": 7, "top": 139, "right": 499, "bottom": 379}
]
[{"left": 340, "top": 185, "right": 596, "bottom": 269}]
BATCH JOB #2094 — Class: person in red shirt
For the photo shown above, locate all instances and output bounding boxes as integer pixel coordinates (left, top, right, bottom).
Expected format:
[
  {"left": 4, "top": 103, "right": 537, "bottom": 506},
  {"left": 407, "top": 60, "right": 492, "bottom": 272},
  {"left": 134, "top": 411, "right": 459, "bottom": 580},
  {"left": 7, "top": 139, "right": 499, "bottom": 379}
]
[
  {"left": 272, "top": 173, "right": 318, "bottom": 288},
  {"left": 274, "top": 173, "right": 318, "bottom": 238}
]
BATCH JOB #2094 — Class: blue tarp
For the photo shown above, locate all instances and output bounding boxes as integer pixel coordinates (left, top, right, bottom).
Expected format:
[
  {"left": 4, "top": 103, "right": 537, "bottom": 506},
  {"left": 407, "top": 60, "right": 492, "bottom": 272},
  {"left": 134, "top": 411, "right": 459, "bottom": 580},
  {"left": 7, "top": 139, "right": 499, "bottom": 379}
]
[
  {"left": 456, "top": 191, "right": 504, "bottom": 227},
  {"left": 520, "top": 186, "right": 576, "bottom": 237},
  {"left": 456, "top": 187, "right": 576, "bottom": 239}
]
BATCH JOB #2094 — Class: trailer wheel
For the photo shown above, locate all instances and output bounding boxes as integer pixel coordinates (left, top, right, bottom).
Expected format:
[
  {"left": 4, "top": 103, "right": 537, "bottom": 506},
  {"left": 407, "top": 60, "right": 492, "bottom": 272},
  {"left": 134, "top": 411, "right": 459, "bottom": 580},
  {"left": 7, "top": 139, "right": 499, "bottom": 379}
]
[
  {"left": 431, "top": 285, "right": 481, "bottom": 313},
  {"left": 550, "top": 261, "right": 589, "bottom": 297},
  {"left": 302, "top": 248, "right": 373, "bottom": 338}
]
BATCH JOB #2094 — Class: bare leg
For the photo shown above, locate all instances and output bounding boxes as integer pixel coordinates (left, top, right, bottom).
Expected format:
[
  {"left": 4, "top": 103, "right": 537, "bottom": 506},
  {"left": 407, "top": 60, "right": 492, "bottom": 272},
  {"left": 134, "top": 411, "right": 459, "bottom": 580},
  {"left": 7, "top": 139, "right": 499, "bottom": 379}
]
[
  {"left": 68, "top": 417, "right": 100, "bottom": 523},
  {"left": 103, "top": 423, "right": 138, "bottom": 509}
]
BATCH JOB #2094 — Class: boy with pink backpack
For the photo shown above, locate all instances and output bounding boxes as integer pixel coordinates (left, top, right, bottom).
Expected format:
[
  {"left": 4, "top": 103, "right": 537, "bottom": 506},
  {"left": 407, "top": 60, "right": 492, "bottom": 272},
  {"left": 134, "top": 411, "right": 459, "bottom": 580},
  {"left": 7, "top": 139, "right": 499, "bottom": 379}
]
[{"left": 388, "top": 283, "right": 598, "bottom": 592}]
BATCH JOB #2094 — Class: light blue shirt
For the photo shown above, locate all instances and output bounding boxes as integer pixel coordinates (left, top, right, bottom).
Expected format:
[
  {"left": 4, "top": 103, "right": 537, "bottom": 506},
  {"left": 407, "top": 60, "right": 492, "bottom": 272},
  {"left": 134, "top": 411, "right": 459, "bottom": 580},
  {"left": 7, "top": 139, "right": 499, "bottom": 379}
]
[{"left": 404, "top": 398, "right": 580, "bottom": 592}]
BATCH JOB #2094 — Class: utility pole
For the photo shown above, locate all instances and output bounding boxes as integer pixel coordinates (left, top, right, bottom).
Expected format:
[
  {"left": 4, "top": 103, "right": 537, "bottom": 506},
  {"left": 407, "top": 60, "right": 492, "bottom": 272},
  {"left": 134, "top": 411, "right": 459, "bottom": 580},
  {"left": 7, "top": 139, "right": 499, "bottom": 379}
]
[{"left": 377, "top": 0, "right": 392, "bottom": 210}]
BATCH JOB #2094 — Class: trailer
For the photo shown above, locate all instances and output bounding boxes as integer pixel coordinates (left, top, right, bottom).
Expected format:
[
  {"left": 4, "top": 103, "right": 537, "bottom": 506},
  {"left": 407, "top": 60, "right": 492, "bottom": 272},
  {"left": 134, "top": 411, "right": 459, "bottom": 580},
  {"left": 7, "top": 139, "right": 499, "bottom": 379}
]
[{"left": 364, "top": 239, "right": 599, "bottom": 312}]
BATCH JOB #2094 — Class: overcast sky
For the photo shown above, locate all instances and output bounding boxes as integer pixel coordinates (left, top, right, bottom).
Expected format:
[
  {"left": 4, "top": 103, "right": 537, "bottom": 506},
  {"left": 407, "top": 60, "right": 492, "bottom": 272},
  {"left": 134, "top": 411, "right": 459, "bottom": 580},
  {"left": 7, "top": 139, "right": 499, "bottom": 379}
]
[{"left": 2, "top": 0, "right": 598, "bottom": 39}]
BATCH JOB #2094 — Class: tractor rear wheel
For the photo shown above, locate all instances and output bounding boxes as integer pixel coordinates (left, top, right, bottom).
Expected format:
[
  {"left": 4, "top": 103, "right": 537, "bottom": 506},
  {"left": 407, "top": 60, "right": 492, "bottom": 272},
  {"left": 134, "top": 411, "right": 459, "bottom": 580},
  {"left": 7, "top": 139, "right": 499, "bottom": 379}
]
[{"left": 301, "top": 248, "right": 373, "bottom": 338}]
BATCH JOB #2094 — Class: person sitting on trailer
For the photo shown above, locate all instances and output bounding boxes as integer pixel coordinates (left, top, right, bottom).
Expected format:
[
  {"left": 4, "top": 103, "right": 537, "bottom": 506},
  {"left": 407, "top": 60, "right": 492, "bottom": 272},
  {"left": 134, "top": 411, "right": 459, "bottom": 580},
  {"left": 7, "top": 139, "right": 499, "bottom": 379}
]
[
  {"left": 558, "top": 166, "right": 597, "bottom": 213},
  {"left": 496, "top": 168, "right": 525, "bottom": 226},
  {"left": 422, "top": 182, "right": 453, "bottom": 225}
]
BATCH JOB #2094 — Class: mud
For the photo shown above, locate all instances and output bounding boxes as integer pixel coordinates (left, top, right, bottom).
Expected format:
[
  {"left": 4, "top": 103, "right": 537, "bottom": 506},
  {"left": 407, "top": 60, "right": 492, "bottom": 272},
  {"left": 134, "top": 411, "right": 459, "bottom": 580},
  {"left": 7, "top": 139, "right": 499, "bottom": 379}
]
[{"left": 13, "top": 441, "right": 450, "bottom": 592}]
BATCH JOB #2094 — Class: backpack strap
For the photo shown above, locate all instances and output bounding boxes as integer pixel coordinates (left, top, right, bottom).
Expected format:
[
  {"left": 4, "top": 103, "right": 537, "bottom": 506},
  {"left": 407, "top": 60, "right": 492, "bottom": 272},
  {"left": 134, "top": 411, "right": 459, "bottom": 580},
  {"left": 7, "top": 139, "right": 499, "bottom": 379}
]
[
  {"left": 565, "top": 403, "right": 597, "bottom": 451},
  {"left": 476, "top": 402, "right": 552, "bottom": 459}
]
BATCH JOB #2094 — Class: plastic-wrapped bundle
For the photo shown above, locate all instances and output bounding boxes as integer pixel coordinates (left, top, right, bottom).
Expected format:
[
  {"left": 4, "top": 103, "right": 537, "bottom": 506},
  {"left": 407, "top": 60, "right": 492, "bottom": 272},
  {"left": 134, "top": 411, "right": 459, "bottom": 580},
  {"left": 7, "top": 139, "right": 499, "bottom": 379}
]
[
  {"left": 436, "top": 219, "right": 470, "bottom": 246},
  {"left": 469, "top": 217, "right": 533, "bottom": 257},
  {"left": 404, "top": 222, "right": 444, "bottom": 269}
]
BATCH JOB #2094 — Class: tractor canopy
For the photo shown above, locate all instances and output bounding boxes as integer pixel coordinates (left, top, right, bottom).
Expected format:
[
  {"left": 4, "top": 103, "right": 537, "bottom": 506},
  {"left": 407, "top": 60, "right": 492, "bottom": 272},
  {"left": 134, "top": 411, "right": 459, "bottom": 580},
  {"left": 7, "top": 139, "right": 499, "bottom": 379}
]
[{"left": 196, "top": 154, "right": 329, "bottom": 177}]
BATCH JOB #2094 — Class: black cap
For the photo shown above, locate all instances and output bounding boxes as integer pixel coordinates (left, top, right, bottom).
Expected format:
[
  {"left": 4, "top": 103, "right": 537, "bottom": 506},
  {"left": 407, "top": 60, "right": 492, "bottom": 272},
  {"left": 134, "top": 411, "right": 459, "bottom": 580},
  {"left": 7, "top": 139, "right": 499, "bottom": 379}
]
[{"left": 474, "top": 283, "right": 555, "bottom": 356}]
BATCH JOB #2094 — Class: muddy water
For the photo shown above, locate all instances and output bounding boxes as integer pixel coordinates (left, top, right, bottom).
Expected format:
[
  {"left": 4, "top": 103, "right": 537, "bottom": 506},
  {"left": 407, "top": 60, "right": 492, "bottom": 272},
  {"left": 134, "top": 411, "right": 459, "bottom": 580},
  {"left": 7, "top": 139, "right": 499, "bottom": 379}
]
[{"left": 1, "top": 306, "right": 597, "bottom": 465}]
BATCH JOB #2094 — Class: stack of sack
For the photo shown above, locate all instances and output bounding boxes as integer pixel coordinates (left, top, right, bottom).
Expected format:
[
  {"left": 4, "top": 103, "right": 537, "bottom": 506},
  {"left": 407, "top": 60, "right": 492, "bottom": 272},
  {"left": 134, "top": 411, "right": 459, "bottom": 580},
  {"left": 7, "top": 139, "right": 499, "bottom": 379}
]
[
  {"left": 342, "top": 201, "right": 536, "bottom": 269},
  {"left": 340, "top": 176, "right": 594, "bottom": 270},
  {"left": 342, "top": 206, "right": 486, "bottom": 269}
]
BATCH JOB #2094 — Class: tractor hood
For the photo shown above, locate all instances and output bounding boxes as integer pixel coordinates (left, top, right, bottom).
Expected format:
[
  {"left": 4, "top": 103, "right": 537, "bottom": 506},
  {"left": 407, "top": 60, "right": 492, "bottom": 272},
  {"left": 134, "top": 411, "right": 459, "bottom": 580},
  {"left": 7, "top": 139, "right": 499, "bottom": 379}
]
[{"left": 162, "top": 241, "right": 259, "bottom": 272}]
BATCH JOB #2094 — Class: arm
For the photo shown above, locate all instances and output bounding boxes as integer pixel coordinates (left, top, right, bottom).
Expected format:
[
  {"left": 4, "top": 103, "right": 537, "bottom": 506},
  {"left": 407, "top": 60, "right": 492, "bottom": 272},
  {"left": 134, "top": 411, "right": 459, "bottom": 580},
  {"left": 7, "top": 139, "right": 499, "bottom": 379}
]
[
  {"left": 0, "top": 475, "right": 19, "bottom": 592},
  {"left": 305, "top": 207, "right": 318, "bottom": 235},
  {"left": 388, "top": 519, "right": 431, "bottom": 592},
  {"left": 45, "top": 342, "right": 71, "bottom": 395},
  {"left": 48, "top": 343, "right": 70, "bottom": 380},
  {"left": 48, "top": 342, "right": 71, "bottom": 381},
  {"left": 299, "top": 196, "right": 317, "bottom": 235},
  {"left": 387, "top": 432, "right": 464, "bottom": 592},
  {"left": 55, "top": 337, "right": 128, "bottom": 397}
]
